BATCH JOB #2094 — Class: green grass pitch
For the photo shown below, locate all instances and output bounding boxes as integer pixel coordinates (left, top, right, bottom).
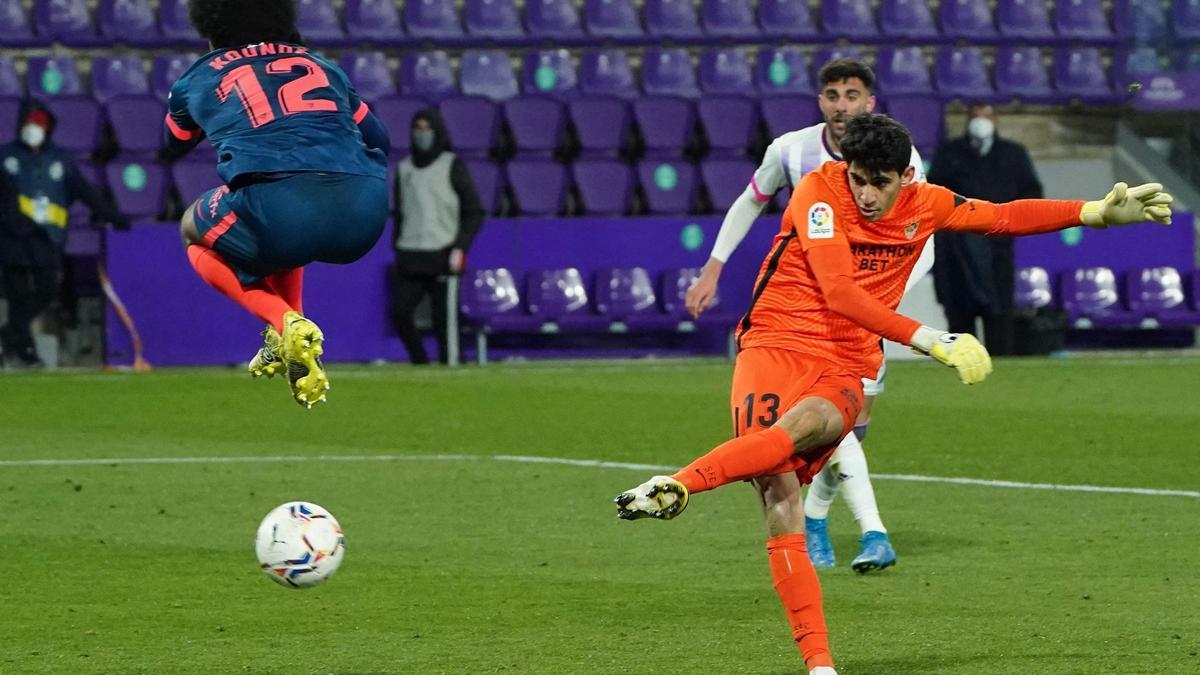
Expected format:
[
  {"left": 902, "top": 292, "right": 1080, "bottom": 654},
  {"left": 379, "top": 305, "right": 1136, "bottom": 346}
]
[{"left": 1, "top": 356, "right": 1198, "bottom": 674}]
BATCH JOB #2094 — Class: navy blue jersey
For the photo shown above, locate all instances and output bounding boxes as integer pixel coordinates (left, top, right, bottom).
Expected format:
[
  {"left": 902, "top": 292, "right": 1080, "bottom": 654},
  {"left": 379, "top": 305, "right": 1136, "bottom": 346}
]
[{"left": 166, "top": 42, "right": 387, "bottom": 185}]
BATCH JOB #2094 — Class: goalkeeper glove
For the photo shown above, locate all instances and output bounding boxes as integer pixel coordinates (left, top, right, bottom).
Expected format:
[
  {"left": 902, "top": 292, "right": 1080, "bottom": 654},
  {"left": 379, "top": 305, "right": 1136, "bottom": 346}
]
[
  {"left": 1080, "top": 182, "right": 1173, "bottom": 228},
  {"left": 911, "top": 326, "right": 993, "bottom": 385}
]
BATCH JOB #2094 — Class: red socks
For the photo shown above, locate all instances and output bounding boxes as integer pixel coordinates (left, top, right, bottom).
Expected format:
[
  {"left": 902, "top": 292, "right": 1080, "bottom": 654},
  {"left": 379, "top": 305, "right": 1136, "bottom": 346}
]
[
  {"left": 187, "top": 245, "right": 292, "bottom": 334},
  {"left": 672, "top": 426, "right": 795, "bottom": 494},
  {"left": 266, "top": 268, "right": 304, "bottom": 314},
  {"left": 767, "top": 534, "right": 833, "bottom": 670}
]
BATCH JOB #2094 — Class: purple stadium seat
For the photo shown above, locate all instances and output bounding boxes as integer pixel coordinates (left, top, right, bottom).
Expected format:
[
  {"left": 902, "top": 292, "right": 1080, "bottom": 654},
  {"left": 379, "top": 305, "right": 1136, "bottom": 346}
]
[
  {"left": 1112, "top": 0, "right": 1168, "bottom": 44},
  {"left": 505, "top": 96, "right": 566, "bottom": 155},
  {"left": 527, "top": 268, "right": 608, "bottom": 329},
  {"left": 583, "top": 0, "right": 644, "bottom": 41},
  {"left": 465, "top": 0, "right": 525, "bottom": 40},
  {"left": 35, "top": 0, "right": 107, "bottom": 46},
  {"left": 822, "top": 0, "right": 879, "bottom": 41},
  {"left": 660, "top": 267, "right": 729, "bottom": 323},
  {"left": 881, "top": 0, "right": 939, "bottom": 40},
  {"left": 761, "top": 95, "right": 821, "bottom": 138},
  {"left": 759, "top": 0, "right": 820, "bottom": 39},
  {"left": 886, "top": 96, "right": 944, "bottom": 157},
  {"left": 702, "top": 0, "right": 759, "bottom": 39},
  {"left": 699, "top": 48, "right": 753, "bottom": 95},
  {"left": 401, "top": 51, "right": 457, "bottom": 102},
  {"left": 941, "top": 0, "right": 997, "bottom": 40},
  {"left": 461, "top": 50, "right": 519, "bottom": 101},
  {"left": 757, "top": 47, "right": 814, "bottom": 96},
  {"left": 106, "top": 96, "right": 165, "bottom": 155},
  {"left": 345, "top": 0, "right": 406, "bottom": 45},
  {"left": 580, "top": 49, "right": 638, "bottom": 99},
  {"left": 1014, "top": 266, "right": 1053, "bottom": 309},
  {"left": 0, "top": 0, "right": 43, "bottom": 46},
  {"left": 27, "top": 56, "right": 84, "bottom": 97},
  {"left": 105, "top": 159, "right": 167, "bottom": 220},
  {"left": 464, "top": 159, "right": 503, "bottom": 214},
  {"left": 1061, "top": 267, "right": 1136, "bottom": 326},
  {"left": 158, "top": 0, "right": 204, "bottom": 46},
  {"left": 507, "top": 159, "right": 568, "bottom": 215},
  {"left": 645, "top": 0, "right": 703, "bottom": 39},
  {"left": 405, "top": 0, "right": 464, "bottom": 40},
  {"left": 339, "top": 52, "right": 397, "bottom": 102},
  {"left": 523, "top": 50, "right": 579, "bottom": 98},
  {"left": 995, "top": 46, "right": 1056, "bottom": 104},
  {"left": 701, "top": 158, "right": 755, "bottom": 211},
  {"left": 1114, "top": 48, "right": 1163, "bottom": 89},
  {"left": 643, "top": 48, "right": 700, "bottom": 98},
  {"left": 1055, "top": 47, "right": 1115, "bottom": 102},
  {"left": 571, "top": 159, "right": 634, "bottom": 215},
  {"left": 91, "top": 56, "right": 150, "bottom": 104},
  {"left": 439, "top": 96, "right": 500, "bottom": 157},
  {"left": 813, "top": 45, "right": 867, "bottom": 76},
  {"left": 1054, "top": 0, "right": 1112, "bottom": 41},
  {"left": 1174, "top": 0, "right": 1200, "bottom": 42},
  {"left": 1126, "top": 267, "right": 1200, "bottom": 326},
  {"left": 997, "top": 0, "right": 1054, "bottom": 40},
  {"left": 461, "top": 268, "right": 525, "bottom": 327},
  {"left": 634, "top": 97, "right": 696, "bottom": 157},
  {"left": 526, "top": 0, "right": 585, "bottom": 39},
  {"left": 98, "top": 0, "right": 162, "bottom": 46},
  {"left": 45, "top": 97, "right": 101, "bottom": 154},
  {"left": 0, "top": 97, "right": 20, "bottom": 145},
  {"left": 0, "top": 58, "right": 21, "bottom": 98},
  {"left": 568, "top": 96, "right": 631, "bottom": 156},
  {"left": 594, "top": 268, "right": 663, "bottom": 324},
  {"left": 698, "top": 96, "right": 756, "bottom": 157},
  {"left": 934, "top": 46, "right": 995, "bottom": 101},
  {"left": 152, "top": 54, "right": 197, "bottom": 101},
  {"left": 876, "top": 47, "right": 933, "bottom": 95},
  {"left": 171, "top": 159, "right": 223, "bottom": 206},
  {"left": 638, "top": 160, "right": 697, "bottom": 214},
  {"left": 296, "top": 0, "right": 348, "bottom": 46}
]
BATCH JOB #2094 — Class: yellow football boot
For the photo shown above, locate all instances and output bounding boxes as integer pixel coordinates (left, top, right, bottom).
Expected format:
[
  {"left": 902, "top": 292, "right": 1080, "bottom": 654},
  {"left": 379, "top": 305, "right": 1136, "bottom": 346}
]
[
  {"left": 248, "top": 326, "right": 284, "bottom": 378},
  {"left": 281, "top": 311, "right": 329, "bottom": 409}
]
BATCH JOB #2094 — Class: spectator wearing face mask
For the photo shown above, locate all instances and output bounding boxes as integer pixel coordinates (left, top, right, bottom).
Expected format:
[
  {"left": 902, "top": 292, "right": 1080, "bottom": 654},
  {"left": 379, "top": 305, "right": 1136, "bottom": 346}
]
[
  {"left": 0, "top": 99, "right": 130, "bottom": 367},
  {"left": 927, "top": 103, "right": 1043, "bottom": 356},
  {"left": 390, "top": 108, "right": 484, "bottom": 365}
]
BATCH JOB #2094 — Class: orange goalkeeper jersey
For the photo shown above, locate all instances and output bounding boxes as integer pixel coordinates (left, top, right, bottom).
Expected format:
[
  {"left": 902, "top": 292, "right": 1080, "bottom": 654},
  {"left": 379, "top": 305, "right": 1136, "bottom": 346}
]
[{"left": 735, "top": 162, "right": 1084, "bottom": 378}]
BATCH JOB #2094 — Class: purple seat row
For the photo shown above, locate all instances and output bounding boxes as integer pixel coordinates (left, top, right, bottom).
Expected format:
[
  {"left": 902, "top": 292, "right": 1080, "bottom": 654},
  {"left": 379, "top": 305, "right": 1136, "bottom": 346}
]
[{"left": 1016, "top": 266, "right": 1200, "bottom": 328}]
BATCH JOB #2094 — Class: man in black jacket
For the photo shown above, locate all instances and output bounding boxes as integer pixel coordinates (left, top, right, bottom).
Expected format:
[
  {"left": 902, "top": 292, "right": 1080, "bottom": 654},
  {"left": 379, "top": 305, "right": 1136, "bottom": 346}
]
[
  {"left": 0, "top": 99, "right": 129, "bottom": 367},
  {"left": 927, "top": 103, "right": 1043, "bottom": 356}
]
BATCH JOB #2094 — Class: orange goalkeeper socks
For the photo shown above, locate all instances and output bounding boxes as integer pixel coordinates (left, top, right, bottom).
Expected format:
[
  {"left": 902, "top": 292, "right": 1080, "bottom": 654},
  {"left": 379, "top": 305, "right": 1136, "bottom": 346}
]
[
  {"left": 266, "top": 268, "right": 304, "bottom": 314},
  {"left": 672, "top": 426, "right": 795, "bottom": 494},
  {"left": 187, "top": 245, "right": 292, "bottom": 334},
  {"left": 767, "top": 533, "right": 833, "bottom": 670}
]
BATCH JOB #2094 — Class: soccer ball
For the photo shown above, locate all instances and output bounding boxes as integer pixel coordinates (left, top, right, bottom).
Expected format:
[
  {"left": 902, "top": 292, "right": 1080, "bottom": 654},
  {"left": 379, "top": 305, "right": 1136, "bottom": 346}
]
[{"left": 255, "top": 501, "right": 345, "bottom": 589}]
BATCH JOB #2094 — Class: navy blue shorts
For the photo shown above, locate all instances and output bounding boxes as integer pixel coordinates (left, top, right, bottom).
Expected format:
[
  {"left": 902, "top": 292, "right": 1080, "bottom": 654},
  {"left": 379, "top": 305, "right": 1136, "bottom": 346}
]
[{"left": 193, "top": 172, "right": 388, "bottom": 284}]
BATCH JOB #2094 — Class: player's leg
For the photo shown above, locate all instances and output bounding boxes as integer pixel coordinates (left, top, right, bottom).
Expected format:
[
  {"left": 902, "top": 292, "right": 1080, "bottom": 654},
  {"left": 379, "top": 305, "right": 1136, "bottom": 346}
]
[
  {"left": 841, "top": 366, "right": 896, "bottom": 573},
  {"left": 266, "top": 268, "right": 304, "bottom": 313}
]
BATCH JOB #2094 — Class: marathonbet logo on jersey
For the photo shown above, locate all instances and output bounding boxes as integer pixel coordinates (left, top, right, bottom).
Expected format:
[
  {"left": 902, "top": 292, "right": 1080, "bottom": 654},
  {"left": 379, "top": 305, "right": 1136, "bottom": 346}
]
[{"left": 808, "top": 202, "right": 834, "bottom": 239}]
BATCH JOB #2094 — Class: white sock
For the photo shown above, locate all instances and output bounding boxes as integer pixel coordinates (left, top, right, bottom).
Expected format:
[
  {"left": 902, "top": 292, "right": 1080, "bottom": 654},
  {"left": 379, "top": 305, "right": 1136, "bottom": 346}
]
[
  {"left": 834, "top": 432, "right": 886, "bottom": 534},
  {"left": 803, "top": 447, "right": 841, "bottom": 520}
]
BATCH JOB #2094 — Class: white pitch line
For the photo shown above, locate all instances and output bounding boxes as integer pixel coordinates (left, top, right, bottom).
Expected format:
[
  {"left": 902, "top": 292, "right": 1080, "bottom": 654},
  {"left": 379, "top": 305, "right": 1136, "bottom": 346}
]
[{"left": 0, "top": 453, "right": 1196, "bottom": 499}]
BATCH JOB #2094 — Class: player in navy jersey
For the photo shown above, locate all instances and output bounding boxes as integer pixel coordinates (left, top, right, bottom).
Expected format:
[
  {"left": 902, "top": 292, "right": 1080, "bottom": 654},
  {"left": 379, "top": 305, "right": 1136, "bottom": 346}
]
[{"left": 166, "top": 0, "right": 390, "bottom": 408}]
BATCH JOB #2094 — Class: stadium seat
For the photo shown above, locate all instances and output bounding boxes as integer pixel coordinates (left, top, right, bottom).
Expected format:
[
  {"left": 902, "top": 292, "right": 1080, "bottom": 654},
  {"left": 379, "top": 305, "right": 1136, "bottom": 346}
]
[
  {"left": 344, "top": 0, "right": 407, "bottom": 45},
  {"left": 633, "top": 97, "right": 696, "bottom": 157},
  {"left": 701, "top": 0, "right": 760, "bottom": 39},
  {"left": 526, "top": 0, "right": 585, "bottom": 40},
  {"left": 698, "top": 96, "right": 757, "bottom": 157},
  {"left": 942, "top": 0, "right": 997, "bottom": 41},
  {"left": 1174, "top": 0, "right": 1200, "bottom": 42},
  {"left": 876, "top": 47, "right": 934, "bottom": 95},
  {"left": 579, "top": 49, "right": 638, "bottom": 99},
  {"left": 527, "top": 268, "right": 608, "bottom": 329},
  {"left": 405, "top": 0, "right": 465, "bottom": 41},
  {"left": 756, "top": 47, "right": 815, "bottom": 96},
  {"left": 996, "top": 0, "right": 1054, "bottom": 41},
  {"left": 505, "top": 96, "right": 566, "bottom": 155},
  {"left": 339, "top": 52, "right": 397, "bottom": 103},
  {"left": 699, "top": 48, "right": 754, "bottom": 95},
  {"left": 1176, "top": 47, "right": 1200, "bottom": 71},
  {"left": 821, "top": 0, "right": 879, "bottom": 41},
  {"left": 880, "top": 0, "right": 940, "bottom": 41},
  {"left": 643, "top": 48, "right": 701, "bottom": 98},
  {"left": 372, "top": 97, "right": 424, "bottom": 155},
  {"left": 1054, "top": 47, "right": 1115, "bottom": 103},
  {"left": 1054, "top": 0, "right": 1113, "bottom": 41},
  {"left": 571, "top": 159, "right": 634, "bottom": 215},
  {"left": 158, "top": 0, "right": 205, "bottom": 46},
  {"left": 151, "top": 54, "right": 198, "bottom": 101},
  {"left": 105, "top": 159, "right": 167, "bottom": 220},
  {"left": 567, "top": 95, "right": 631, "bottom": 156},
  {"left": 660, "top": 267, "right": 721, "bottom": 320},
  {"left": 106, "top": 95, "right": 165, "bottom": 155},
  {"left": 27, "top": 56, "right": 84, "bottom": 97},
  {"left": 758, "top": 0, "right": 820, "bottom": 39},
  {"left": 171, "top": 159, "right": 222, "bottom": 206},
  {"left": 1112, "top": 0, "right": 1169, "bottom": 44},
  {"left": 296, "top": 0, "right": 349, "bottom": 46},
  {"left": 594, "top": 268, "right": 663, "bottom": 324},
  {"left": 98, "top": 0, "right": 163, "bottom": 47},
  {"left": 522, "top": 50, "right": 579, "bottom": 98},
  {"left": 813, "top": 46, "right": 867, "bottom": 75},
  {"left": 701, "top": 158, "right": 755, "bottom": 211},
  {"left": 1126, "top": 267, "right": 1200, "bottom": 326},
  {"left": 1114, "top": 48, "right": 1164, "bottom": 89},
  {"left": 1061, "top": 267, "right": 1136, "bottom": 327},
  {"left": 934, "top": 46, "right": 995, "bottom": 101},
  {"left": 465, "top": 159, "right": 503, "bottom": 214},
  {"left": 886, "top": 96, "right": 943, "bottom": 158},
  {"left": 995, "top": 46, "right": 1057, "bottom": 104},
  {"left": 638, "top": 160, "right": 697, "bottom": 214},
  {"left": 583, "top": 0, "right": 644, "bottom": 42},
  {"left": 461, "top": 268, "right": 529, "bottom": 330},
  {"left": 0, "top": 0, "right": 44, "bottom": 46},
  {"left": 91, "top": 56, "right": 150, "bottom": 104},
  {"left": 506, "top": 159, "right": 568, "bottom": 215},
  {"left": 438, "top": 96, "right": 500, "bottom": 157},
  {"left": 465, "top": 0, "right": 526, "bottom": 41},
  {"left": 0, "top": 97, "right": 20, "bottom": 144},
  {"left": 45, "top": 97, "right": 101, "bottom": 154},
  {"left": 1014, "top": 266, "right": 1053, "bottom": 309},
  {"left": 645, "top": 0, "right": 704, "bottom": 39},
  {"left": 760, "top": 95, "right": 822, "bottom": 138},
  {"left": 400, "top": 51, "right": 457, "bottom": 102},
  {"left": 461, "top": 50, "right": 519, "bottom": 101},
  {"left": 0, "top": 57, "right": 22, "bottom": 97},
  {"left": 34, "top": 0, "right": 107, "bottom": 46}
]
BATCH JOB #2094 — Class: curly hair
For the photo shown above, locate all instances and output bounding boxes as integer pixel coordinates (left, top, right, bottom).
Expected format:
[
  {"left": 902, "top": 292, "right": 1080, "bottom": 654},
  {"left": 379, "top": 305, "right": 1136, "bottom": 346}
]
[
  {"left": 839, "top": 114, "right": 912, "bottom": 176},
  {"left": 189, "top": 0, "right": 300, "bottom": 49}
]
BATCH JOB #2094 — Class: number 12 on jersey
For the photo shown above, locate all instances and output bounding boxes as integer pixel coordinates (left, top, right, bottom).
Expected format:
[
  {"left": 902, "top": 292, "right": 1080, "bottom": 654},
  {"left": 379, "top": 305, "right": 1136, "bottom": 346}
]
[{"left": 217, "top": 56, "right": 336, "bottom": 128}]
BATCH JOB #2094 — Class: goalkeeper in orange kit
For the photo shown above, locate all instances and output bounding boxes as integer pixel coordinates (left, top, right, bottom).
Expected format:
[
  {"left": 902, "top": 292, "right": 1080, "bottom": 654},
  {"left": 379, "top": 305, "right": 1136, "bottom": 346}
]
[{"left": 613, "top": 114, "right": 1172, "bottom": 674}]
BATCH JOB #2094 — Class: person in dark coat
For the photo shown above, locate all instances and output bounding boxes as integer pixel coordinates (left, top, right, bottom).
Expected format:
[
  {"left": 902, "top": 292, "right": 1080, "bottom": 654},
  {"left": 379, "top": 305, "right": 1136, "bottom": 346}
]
[
  {"left": 927, "top": 103, "right": 1043, "bottom": 356},
  {"left": 391, "top": 109, "right": 484, "bottom": 365},
  {"left": 0, "top": 99, "right": 129, "bottom": 367}
]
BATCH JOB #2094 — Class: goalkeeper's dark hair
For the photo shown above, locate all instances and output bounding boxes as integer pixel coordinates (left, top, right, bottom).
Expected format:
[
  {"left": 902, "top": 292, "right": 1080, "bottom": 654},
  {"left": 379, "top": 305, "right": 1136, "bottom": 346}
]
[
  {"left": 189, "top": 0, "right": 302, "bottom": 50},
  {"left": 840, "top": 114, "right": 913, "bottom": 176},
  {"left": 818, "top": 58, "right": 876, "bottom": 92}
]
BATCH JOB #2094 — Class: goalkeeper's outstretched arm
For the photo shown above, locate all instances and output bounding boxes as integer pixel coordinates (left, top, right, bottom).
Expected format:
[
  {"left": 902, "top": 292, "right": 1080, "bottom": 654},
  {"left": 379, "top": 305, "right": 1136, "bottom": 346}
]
[{"left": 932, "top": 182, "right": 1173, "bottom": 235}]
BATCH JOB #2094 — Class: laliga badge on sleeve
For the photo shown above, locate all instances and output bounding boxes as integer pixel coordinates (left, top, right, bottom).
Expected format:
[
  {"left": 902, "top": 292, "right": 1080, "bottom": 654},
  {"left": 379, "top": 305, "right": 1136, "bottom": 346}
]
[{"left": 807, "top": 202, "right": 834, "bottom": 239}]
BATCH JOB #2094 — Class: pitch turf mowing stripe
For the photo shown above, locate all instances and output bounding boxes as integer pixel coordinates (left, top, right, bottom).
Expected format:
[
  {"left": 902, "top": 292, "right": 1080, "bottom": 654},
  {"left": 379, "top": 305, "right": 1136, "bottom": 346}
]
[{"left": 1, "top": 452, "right": 1197, "bottom": 499}]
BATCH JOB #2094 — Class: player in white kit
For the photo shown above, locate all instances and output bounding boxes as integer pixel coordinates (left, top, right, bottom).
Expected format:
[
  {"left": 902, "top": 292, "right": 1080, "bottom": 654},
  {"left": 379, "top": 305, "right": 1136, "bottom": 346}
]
[{"left": 686, "top": 59, "right": 934, "bottom": 573}]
